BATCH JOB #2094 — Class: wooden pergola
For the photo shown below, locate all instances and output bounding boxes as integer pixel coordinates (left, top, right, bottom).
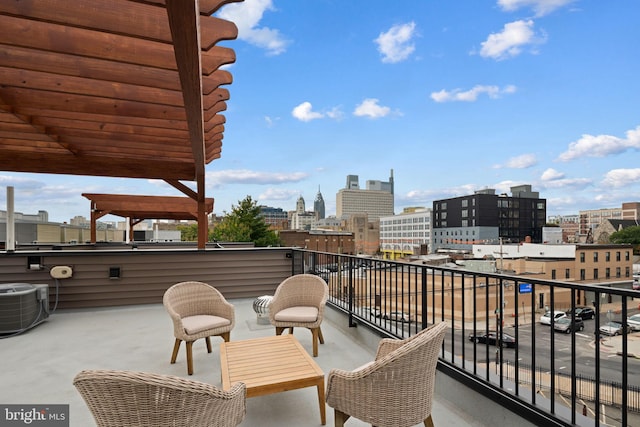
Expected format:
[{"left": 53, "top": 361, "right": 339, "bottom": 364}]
[
  {"left": 82, "top": 193, "right": 214, "bottom": 243},
  {"left": 0, "top": 0, "right": 243, "bottom": 249}
]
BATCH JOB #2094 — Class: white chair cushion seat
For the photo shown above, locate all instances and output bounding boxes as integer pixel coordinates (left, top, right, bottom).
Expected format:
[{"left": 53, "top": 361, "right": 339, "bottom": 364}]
[
  {"left": 182, "top": 315, "right": 231, "bottom": 334},
  {"left": 274, "top": 306, "right": 318, "bottom": 322}
]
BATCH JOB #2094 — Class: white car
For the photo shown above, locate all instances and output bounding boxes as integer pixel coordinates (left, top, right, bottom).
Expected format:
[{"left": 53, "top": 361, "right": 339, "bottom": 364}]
[
  {"left": 627, "top": 314, "right": 640, "bottom": 331},
  {"left": 539, "top": 310, "right": 567, "bottom": 325},
  {"left": 599, "top": 321, "right": 630, "bottom": 336}
]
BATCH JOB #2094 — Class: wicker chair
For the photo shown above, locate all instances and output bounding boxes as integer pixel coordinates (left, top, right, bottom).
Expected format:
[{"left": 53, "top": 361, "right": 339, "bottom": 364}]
[
  {"left": 163, "top": 281, "right": 234, "bottom": 375},
  {"left": 73, "top": 369, "right": 246, "bottom": 427},
  {"left": 326, "top": 322, "right": 448, "bottom": 427},
  {"left": 268, "top": 274, "right": 328, "bottom": 357}
]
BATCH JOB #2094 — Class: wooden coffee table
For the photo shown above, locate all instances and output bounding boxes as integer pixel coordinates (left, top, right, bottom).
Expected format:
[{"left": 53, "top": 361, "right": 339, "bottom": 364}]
[{"left": 220, "top": 334, "right": 326, "bottom": 425}]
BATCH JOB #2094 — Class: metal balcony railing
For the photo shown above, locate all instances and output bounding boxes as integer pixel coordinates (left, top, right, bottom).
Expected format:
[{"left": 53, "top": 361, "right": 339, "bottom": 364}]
[{"left": 294, "top": 249, "right": 639, "bottom": 427}]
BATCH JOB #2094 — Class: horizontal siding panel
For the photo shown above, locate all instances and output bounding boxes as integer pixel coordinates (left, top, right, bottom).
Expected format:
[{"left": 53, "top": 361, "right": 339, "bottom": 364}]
[{"left": 0, "top": 248, "right": 294, "bottom": 309}]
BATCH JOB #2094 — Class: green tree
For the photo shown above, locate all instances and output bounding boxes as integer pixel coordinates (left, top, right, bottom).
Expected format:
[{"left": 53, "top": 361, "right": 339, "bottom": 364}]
[
  {"left": 177, "top": 223, "right": 214, "bottom": 242},
  {"left": 212, "top": 196, "right": 281, "bottom": 247},
  {"left": 177, "top": 223, "right": 197, "bottom": 241},
  {"left": 610, "top": 225, "right": 640, "bottom": 248}
]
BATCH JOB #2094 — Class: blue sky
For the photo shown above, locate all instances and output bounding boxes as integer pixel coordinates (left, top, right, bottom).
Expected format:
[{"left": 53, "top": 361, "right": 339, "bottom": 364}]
[{"left": 2, "top": 0, "right": 640, "bottom": 223}]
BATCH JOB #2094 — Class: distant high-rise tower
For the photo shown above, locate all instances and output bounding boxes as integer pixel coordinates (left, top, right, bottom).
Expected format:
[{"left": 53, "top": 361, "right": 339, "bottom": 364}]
[
  {"left": 337, "top": 172, "right": 394, "bottom": 221},
  {"left": 314, "top": 187, "right": 325, "bottom": 219},
  {"left": 295, "top": 195, "right": 305, "bottom": 214}
]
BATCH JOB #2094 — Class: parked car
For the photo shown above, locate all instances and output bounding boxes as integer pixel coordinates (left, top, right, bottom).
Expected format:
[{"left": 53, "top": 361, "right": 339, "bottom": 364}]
[
  {"left": 565, "top": 306, "right": 595, "bottom": 320},
  {"left": 540, "top": 310, "right": 567, "bottom": 325},
  {"left": 361, "top": 306, "right": 382, "bottom": 318},
  {"left": 599, "top": 321, "right": 631, "bottom": 336},
  {"left": 553, "top": 317, "right": 584, "bottom": 334},
  {"left": 382, "top": 311, "right": 412, "bottom": 322},
  {"left": 627, "top": 314, "right": 640, "bottom": 331},
  {"left": 468, "top": 331, "right": 517, "bottom": 348}
]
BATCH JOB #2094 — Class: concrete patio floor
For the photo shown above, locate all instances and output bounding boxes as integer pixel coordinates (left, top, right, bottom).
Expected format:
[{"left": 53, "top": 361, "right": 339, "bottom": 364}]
[{"left": 1, "top": 298, "right": 494, "bottom": 426}]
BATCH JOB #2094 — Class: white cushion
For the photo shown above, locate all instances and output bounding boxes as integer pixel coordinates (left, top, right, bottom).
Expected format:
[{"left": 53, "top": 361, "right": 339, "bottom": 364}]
[
  {"left": 182, "top": 314, "right": 230, "bottom": 334},
  {"left": 274, "top": 306, "right": 318, "bottom": 322}
]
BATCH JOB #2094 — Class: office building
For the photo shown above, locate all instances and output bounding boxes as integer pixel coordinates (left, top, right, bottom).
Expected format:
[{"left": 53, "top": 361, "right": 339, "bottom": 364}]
[
  {"left": 432, "top": 185, "right": 546, "bottom": 253},
  {"left": 380, "top": 207, "right": 432, "bottom": 259},
  {"left": 336, "top": 171, "right": 394, "bottom": 221}
]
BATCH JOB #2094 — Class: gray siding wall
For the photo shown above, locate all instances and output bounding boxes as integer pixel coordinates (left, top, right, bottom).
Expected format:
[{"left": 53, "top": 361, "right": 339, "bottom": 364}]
[{"left": 0, "top": 248, "right": 294, "bottom": 309}]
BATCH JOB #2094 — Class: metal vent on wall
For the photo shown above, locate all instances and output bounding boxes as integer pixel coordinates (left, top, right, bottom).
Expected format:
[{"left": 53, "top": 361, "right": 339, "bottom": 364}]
[{"left": 0, "top": 283, "right": 49, "bottom": 335}]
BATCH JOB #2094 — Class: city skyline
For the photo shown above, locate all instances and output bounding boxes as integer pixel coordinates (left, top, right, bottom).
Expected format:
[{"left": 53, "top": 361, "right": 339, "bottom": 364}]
[{"left": 1, "top": 1, "right": 639, "bottom": 223}]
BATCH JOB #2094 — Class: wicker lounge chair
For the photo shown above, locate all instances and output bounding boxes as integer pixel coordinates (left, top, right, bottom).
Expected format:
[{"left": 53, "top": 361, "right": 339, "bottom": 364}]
[
  {"left": 326, "top": 322, "right": 448, "bottom": 427},
  {"left": 163, "top": 281, "right": 234, "bottom": 375},
  {"left": 268, "top": 274, "right": 328, "bottom": 357},
  {"left": 73, "top": 369, "right": 246, "bottom": 427}
]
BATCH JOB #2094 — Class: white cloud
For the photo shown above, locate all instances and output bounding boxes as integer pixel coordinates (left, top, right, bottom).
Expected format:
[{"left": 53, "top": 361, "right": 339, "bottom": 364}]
[
  {"left": 536, "top": 168, "right": 592, "bottom": 189},
  {"left": 292, "top": 102, "right": 324, "bottom": 122},
  {"left": 353, "top": 98, "right": 391, "bottom": 119},
  {"left": 206, "top": 169, "right": 308, "bottom": 188},
  {"left": 602, "top": 169, "right": 640, "bottom": 188},
  {"left": 374, "top": 22, "right": 417, "bottom": 64},
  {"left": 431, "top": 84, "right": 516, "bottom": 103},
  {"left": 325, "top": 107, "right": 345, "bottom": 121},
  {"left": 479, "top": 20, "right": 545, "bottom": 60},
  {"left": 258, "top": 188, "right": 299, "bottom": 201},
  {"left": 540, "top": 168, "right": 564, "bottom": 181},
  {"left": 497, "top": 0, "right": 575, "bottom": 17},
  {"left": 217, "top": 0, "right": 290, "bottom": 55},
  {"left": 557, "top": 125, "right": 640, "bottom": 161},
  {"left": 504, "top": 154, "right": 538, "bottom": 169}
]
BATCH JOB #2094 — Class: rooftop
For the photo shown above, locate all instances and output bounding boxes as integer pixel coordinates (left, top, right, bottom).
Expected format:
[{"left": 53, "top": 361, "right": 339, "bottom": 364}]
[{"left": 2, "top": 297, "right": 518, "bottom": 427}]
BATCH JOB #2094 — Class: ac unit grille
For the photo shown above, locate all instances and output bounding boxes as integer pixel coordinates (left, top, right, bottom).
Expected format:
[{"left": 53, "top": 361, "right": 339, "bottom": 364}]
[{"left": 0, "top": 283, "right": 49, "bottom": 334}]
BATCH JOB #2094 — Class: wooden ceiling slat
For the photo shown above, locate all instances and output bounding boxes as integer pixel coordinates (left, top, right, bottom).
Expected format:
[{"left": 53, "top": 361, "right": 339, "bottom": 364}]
[
  {"left": 0, "top": 15, "right": 178, "bottom": 70},
  {"left": 0, "top": 66, "right": 185, "bottom": 107},
  {"left": 55, "top": 134, "right": 190, "bottom": 150},
  {"left": 0, "top": 132, "right": 55, "bottom": 142},
  {"left": 82, "top": 193, "right": 214, "bottom": 220},
  {"left": 14, "top": 108, "right": 190, "bottom": 131},
  {"left": 204, "top": 101, "right": 228, "bottom": 121},
  {"left": 0, "top": 45, "right": 182, "bottom": 91},
  {"left": 133, "top": 0, "right": 242, "bottom": 18},
  {"left": 1, "top": 0, "right": 238, "bottom": 53},
  {"left": 30, "top": 117, "right": 188, "bottom": 139},
  {"left": 55, "top": 129, "right": 190, "bottom": 149},
  {"left": 4, "top": 152, "right": 196, "bottom": 180},
  {"left": 0, "top": 87, "right": 187, "bottom": 120}
]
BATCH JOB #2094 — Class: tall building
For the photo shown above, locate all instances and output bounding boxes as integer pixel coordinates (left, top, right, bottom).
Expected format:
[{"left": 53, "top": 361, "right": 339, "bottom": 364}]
[
  {"left": 380, "top": 207, "right": 432, "bottom": 259},
  {"left": 336, "top": 171, "right": 394, "bottom": 221},
  {"left": 313, "top": 187, "right": 325, "bottom": 220},
  {"left": 431, "top": 185, "right": 546, "bottom": 253},
  {"left": 290, "top": 196, "right": 316, "bottom": 230}
]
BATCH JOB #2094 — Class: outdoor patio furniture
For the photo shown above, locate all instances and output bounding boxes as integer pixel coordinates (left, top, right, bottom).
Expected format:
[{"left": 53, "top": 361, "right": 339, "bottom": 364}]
[
  {"left": 325, "top": 322, "right": 448, "bottom": 427},
  {"left": 163, "top": 281, "right": 235, "bottom": 375},
  {"left": 73, "top": 369, "right": 246, "bottom": 427},
  {"left": 268, "top": 274, "right": 328, "bottom": 357}
]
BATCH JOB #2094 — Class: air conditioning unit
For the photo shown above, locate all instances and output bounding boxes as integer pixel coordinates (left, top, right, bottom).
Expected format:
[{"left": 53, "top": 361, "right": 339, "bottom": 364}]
[{"left": 0, "top": 283, "right": 49, "bottom": 335}]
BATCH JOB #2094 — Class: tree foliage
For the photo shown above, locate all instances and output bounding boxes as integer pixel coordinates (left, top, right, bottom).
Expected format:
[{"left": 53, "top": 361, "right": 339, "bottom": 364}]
[
  {"left": 212, "top": 195, "right": 280, "bottom": 247},
  {"left": 177, "top": 223, "right": 214, "bottom": 242},
  {"left": 610, "top": 225, "right": 640, "bottom": 245}
]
